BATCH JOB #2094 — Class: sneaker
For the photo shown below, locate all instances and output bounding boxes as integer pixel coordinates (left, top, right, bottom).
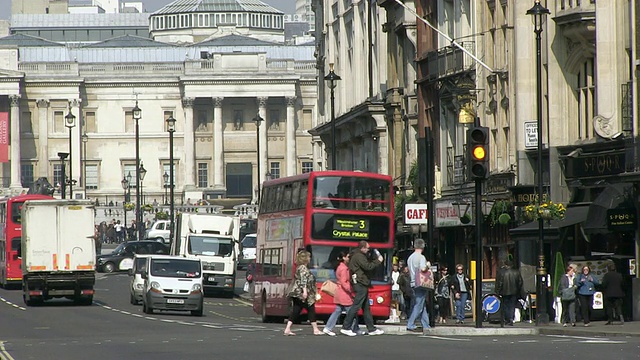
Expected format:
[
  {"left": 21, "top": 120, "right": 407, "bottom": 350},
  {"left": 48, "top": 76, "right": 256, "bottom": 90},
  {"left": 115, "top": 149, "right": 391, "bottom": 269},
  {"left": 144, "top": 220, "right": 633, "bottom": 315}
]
[
  {"left": 367, "top": 328, "right": 384, "bottom": 336},
  {"left": 406, "top": 328, "right": 421, "bottom": 333},
  {"left": 340, "top": 329, "right": 357, "bottom": 337},
  {"left": 356, "top": 330, "right": 367, "bottom": 336},
  {"left": 322, "top": 328, "right": 336, "bottom": 336}
]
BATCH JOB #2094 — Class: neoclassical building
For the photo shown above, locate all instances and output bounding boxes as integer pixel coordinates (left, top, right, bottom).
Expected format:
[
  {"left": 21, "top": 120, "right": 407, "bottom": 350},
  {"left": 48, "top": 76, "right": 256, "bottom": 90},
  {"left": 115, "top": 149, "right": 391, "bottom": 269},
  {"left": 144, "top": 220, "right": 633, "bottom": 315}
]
[{"left": 0, "top": 0, "right": 317, "bottom": 205}]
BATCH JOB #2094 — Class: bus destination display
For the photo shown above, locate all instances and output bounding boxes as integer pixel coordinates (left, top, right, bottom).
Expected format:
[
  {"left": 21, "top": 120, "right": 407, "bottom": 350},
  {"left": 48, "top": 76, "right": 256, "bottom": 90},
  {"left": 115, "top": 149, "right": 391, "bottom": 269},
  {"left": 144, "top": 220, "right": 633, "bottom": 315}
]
[{"left": 332, "top": 218, "right": 369, "bottom": 239}]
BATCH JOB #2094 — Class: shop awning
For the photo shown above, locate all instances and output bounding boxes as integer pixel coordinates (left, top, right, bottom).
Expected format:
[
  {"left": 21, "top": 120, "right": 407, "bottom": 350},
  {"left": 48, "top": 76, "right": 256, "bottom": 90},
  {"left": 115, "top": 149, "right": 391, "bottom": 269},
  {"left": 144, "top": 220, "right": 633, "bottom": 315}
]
[
  {"left": 583, "top": 183, "right": 634, "bottom": 234},
  {"left": 509, "top": 204, "right": 590, "bottom": 236}
]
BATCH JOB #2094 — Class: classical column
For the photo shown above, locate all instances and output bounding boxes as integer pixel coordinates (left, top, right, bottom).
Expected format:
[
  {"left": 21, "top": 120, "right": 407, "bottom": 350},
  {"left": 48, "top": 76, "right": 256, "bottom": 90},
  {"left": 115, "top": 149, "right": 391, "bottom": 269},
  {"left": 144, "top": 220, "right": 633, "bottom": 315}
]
[
  {"left": 9, "top": 95, "right": 21, "bottom": 191},
  {"left": 286, "top": 96, "right": 297, "bottom": 176},
  {"left": 182, "top": 97, "right": 196, "bottom": 189},
  {"left": 36, "top": 99, "right": 49, "bottom": 178},
  {"left": 212, "top": 97, "right": 225, "bottom": 188},
  {"left": 257, "top": 97, "right": 268, "bottom": 183}
]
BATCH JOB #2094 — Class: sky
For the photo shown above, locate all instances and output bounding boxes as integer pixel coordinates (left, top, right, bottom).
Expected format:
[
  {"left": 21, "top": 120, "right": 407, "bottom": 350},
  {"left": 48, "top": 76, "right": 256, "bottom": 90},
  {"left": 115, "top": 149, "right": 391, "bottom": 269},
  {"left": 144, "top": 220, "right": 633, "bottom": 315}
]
[{"left": 0, "top": 0, "right": 297, "bottom": 20}]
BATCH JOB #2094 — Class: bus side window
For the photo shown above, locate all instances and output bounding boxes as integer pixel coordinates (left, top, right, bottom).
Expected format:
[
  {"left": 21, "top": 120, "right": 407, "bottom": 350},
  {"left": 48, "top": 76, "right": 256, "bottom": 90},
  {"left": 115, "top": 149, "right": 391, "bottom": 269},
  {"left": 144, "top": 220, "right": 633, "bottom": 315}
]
[
  {"left": 291, "top": 182, "right": 300, "bottom": 209},
  {"left": 299, "top": 181, "right": 308, "bottom": 207}
]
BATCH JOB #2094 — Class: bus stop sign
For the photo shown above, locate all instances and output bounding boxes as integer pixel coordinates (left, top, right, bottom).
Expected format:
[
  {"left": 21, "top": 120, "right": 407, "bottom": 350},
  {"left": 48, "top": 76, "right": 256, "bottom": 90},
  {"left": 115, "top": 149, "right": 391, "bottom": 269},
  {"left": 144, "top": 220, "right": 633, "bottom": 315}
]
[{"left": 482, "top": 295, "right": 501, "bottom": 314}]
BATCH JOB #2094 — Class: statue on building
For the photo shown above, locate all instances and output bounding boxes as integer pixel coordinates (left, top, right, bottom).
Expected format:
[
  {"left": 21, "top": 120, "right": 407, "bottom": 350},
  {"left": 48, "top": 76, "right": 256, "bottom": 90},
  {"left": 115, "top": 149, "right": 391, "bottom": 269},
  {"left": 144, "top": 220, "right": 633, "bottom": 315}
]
[{"left": 27, "top": 177, "right": 55, "bottom": 196}]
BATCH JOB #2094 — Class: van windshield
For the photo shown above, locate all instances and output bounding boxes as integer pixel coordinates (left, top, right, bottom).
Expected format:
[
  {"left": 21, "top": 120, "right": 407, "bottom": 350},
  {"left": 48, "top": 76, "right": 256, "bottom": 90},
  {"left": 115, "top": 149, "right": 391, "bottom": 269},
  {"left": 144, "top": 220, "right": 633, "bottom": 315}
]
[
  {"left": 188, "top": 236, "right": 234, "bottom": 257},
  {"left": 241, "top": 235, "right": 256, "bottom": 248},
  {"left": 150, "top": 259, "right": 201, "bottom": 278}
]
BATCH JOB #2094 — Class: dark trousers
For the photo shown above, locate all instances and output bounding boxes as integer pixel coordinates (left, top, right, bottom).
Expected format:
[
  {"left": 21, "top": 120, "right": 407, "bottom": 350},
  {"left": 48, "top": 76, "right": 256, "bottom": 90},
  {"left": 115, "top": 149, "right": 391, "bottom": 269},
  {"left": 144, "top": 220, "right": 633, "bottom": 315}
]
[
  {"left": 288, "top": 297, "right": 316, "bottom": 323},
  {"left": 342, "top": 283, "right": 375, "bottom": 332},
  {"left": 502, "top": 295, "right": 517, "bottom": 324},
  {"left": 437, "top": 296, "right": 451, "bottom": 320},
  {"left": 577, "top": 294, "right": 593, "bottom": 324},
  {"left": 605, "top": 296, "right": 623, "bottom": 323}
]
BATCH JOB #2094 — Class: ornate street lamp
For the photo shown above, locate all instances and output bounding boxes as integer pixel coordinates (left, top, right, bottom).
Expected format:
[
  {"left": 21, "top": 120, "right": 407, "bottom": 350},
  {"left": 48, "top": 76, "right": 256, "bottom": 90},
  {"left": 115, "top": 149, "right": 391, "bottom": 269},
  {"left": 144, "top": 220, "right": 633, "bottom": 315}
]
[
  {"left": 64, "top": 102, "right": 76, "bottom": 199},
  {"left": 166, "top": 115, "right": 176, "bottom": 243},
  {"left": 527, "top": 0, "right": 551, "bottom": 326},
  {"left": 324, "top": 63, "right": 341, "bottom": 170},
  {"left": 163, "top": 171, "right": 169, "bottom": 205},
  {"left": 121, "top": 175, "right": 129, "bottom": 229},
  {"left": 252, "top": 114, "right": 264, "bottom": 203},
  {"left": 82, "top": 132, "right": 88, "bottom": 191},
  {"left": 133, "top": 101, "right": 143, "bottom": 240},
  {"left": 57, "top": 152, "right": 69, "bottom": 199},
  {"left": 139, "top": 162, "right": 147, "bottom": 208}
]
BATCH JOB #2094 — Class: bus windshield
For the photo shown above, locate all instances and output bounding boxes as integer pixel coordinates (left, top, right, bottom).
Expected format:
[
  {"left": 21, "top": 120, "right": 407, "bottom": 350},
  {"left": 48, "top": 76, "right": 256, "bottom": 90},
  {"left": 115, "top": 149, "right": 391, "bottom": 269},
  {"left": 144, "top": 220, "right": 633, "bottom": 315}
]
[
  {"left": 306, "top": 245, "right": 390, "bottom": 285},
  {"left": 312, "top": 176, "right": 390, "bottom": 211},
  {"left": 11, "top": 202, "right": 24, "bottom": 224},
  {"left": 188, "top": 236, "right": 234, "bottom": 257}
]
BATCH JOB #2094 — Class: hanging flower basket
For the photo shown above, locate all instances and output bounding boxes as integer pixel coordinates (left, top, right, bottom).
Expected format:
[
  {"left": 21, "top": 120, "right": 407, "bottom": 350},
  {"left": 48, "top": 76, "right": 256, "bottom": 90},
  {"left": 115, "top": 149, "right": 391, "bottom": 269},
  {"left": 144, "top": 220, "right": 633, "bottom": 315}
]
[
  {"left": 498, "top": 213, "right": 511, "bottom": 225},
  {"left": 124, "top": 202, "right": 135, "bottom": 211},
  {"left": 460, "top": 214, "right": 471, "bottom": 224},
  {"left": 524, "top": 201, "right": 566, "bottom": 221}
]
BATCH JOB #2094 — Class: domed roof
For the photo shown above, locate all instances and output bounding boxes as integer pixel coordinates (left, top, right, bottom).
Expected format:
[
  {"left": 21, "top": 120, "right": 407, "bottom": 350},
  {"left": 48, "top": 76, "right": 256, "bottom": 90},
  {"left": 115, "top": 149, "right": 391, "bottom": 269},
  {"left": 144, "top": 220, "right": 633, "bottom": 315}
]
[{"left": 153, "top": 0, "right": 283, "bottom": 15}]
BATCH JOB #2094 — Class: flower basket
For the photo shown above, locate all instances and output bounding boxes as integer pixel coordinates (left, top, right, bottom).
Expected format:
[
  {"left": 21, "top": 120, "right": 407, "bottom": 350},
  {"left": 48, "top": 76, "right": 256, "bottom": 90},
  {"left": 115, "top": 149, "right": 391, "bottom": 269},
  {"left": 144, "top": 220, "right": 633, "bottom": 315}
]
[
  {"left": 155, "top": 211, "right": 169, "bottom": 220},
  {"left": 460, "top": 214, "right": 471, "bottom": 224},
  {"left": 524, "top": 201, "right": 565, "bottom": 221},
  {"left": 142, "top": 204, "right": 153, "bottom": 212},
  {"left": 498, "top": 213, "right": 511, "bottom": 225},
  {"left": 489, "top": 200, "right": 513, "bottom": 226},
  {"left": 123, "top": 202, "right": 135, "bottom": 211}
]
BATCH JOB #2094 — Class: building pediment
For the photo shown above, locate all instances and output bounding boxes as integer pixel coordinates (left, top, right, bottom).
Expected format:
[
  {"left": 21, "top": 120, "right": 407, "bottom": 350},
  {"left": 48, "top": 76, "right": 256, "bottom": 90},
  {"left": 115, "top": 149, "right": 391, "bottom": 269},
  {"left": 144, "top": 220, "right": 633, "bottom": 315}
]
[{"left": 0, "top": 68, "right": 24, "bottom": 79}]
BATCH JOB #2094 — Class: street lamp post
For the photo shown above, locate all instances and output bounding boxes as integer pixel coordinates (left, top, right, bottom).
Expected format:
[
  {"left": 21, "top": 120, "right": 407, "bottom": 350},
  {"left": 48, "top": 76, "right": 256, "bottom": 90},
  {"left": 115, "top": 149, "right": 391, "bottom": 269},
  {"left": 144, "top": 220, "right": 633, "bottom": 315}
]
[
  {"left": 121, "top": 175, "right": 129, "bottom": 229},
  {"left": 82, "top": 132, "right": 88, "bottom": 191},
  {"left": 163, "top": 172, "right": 169, "bottom": 205},
  {"left": 324, "top": 63, "right": 341, "bottom": 170},
  {"left": 139, "top": 163, "right": 147, "bottom": 210},
  {"left": 527, "top": 0, "right": 550, "bottom": 326},
  {"left": 252, "top": 114, "right": 264, "bottom": 203},
  {"left": 132, "top": 101, "right": 143, "bottom": 240},
  {"left": 64, "top": 103, "right": 76, "bottom": 199},
  {"left": 166, "top": 115, "right": 176, "bottom": 243},
  {"left": 58, "top": 152, "right": 69, "bottom": 199}
]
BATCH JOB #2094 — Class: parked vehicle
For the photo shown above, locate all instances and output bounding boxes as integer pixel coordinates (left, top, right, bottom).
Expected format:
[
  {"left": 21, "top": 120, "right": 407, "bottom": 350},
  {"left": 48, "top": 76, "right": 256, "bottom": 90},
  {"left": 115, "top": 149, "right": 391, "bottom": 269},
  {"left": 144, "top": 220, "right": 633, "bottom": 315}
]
[
  {"left": 129, "top": 254, "right": 151, "bottom": 305},
  {"left": 21, "top": 200, "right": 96, "bottom": 306},
  {"left": 171, "top": 213, "right": 240, "bottom": 297},
  {"left": 97, "top": 241, "right": 169, "bottom": 273},
  {"left": 141, "top": 255, "right": 203, "bottom": 316},
  {"left": 145, "top": 220, "right": 171, "bottom": 244},
  {"left": 238, "top": 233, "right": 257, "bottom": 269}
]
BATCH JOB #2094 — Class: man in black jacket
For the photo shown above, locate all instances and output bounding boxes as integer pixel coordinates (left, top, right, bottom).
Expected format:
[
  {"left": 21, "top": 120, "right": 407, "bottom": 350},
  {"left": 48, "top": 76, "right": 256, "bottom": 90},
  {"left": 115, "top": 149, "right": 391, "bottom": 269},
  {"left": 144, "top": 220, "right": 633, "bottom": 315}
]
[
  {"left": 495, "top": 259, "right": 524, "bottom": 326},
  {"left": 340, "top": 241, "right": 384, "bottom": 336}
]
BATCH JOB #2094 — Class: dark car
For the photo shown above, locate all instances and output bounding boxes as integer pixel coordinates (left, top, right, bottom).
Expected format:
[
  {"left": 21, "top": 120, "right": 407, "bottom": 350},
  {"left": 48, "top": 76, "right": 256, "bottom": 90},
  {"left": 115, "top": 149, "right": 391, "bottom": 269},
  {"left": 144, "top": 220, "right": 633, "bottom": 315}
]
[{"left": 97, "top": 241, "right": 169, "bottom": 273}]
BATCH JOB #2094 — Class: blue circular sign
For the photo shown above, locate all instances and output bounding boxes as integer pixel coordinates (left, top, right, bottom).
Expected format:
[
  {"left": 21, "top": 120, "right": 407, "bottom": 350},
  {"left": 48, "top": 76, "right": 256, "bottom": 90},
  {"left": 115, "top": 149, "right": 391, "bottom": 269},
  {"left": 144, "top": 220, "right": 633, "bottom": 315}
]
[{"left": 482, "top": 295, "right": 501, "bottom": 314}]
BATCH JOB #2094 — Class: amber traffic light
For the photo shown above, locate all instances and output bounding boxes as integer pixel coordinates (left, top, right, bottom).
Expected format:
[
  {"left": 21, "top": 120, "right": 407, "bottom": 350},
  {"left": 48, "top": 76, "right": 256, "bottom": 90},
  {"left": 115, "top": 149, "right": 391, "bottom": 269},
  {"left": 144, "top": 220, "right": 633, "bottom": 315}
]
[{"left": 467, "top": 126, "right": 489, "bottom": 180}]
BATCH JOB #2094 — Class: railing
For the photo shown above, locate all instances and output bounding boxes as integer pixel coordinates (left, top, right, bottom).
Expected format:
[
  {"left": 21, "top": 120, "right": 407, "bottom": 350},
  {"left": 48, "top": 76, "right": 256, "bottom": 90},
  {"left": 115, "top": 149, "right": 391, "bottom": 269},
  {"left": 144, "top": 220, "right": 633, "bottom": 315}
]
[
  {"left": 559, "top": 0, "right": 596, "bottom": 11},
  {"left": 425, "top": 41, "right": 476, "bottom": 80},
  {"left": 79, "top": 63, "right": 185, "bottom": 75},
  {"left": 18, "top": 62, "right": 79, "bottom": 75},
  {"left": 94, "top": 203, "right": 258, "bottom": 225}
]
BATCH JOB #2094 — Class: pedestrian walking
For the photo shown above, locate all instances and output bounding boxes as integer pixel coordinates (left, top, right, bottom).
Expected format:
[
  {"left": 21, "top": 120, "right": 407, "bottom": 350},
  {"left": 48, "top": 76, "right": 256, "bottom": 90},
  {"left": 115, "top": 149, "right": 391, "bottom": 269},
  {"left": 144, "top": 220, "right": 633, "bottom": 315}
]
[
  {"left": 397, "top": 264, "right": 413, "bottom": 320},
  {"left": 601, "top": 263, "right": 625, "bottom": 325},
  {"left": 406, "top": 238, "right": 432, "bottom": 332},
  {"left": 495, "top": 259, "right": 524, "bottom": 326},
  {"left": 576, "top": 265, "right": 599, "bottom": 326},
  {"left": 340, "top": 241, "right": 384, "bottom": 337},
  {"left": 559, "top": 265, "right": 578, "bottom": 327},
  {"left": 435, "top": 265, "right": 451, "bottom": 324},
  {"left": 322, "top": 251, "right": 360, "bottom": 336},
  {"left": 390, "top": 262, "right": 404, "bottom": 320},
  {"left": 450, "top": 263, "right": 472, "bottom": 324},
  {"left": 283, "top": 250, "right": 323, "bottom": 336},
  {"left": 114, "top": 220, "right": 124, "bottom": 243}
]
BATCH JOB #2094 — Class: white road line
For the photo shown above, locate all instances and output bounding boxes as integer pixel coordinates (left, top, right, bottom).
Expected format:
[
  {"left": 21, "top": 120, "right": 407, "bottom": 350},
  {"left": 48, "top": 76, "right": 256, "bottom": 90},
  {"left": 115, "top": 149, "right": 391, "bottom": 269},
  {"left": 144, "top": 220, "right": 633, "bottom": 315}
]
[
  {"left": 0, "top": 297, "right": 26, "bottom": 311},
  {"left": 579, "top": 340, "right": 627, "bottom": 344},
  {"left": 420, "top": 335, "right": 471, "bottom": 341},
  {"left": 0, "top": 341, "right": 16, "bottom": 360},
  {"left": 546, "top": 334, "right": 606, "bottom": 340}
]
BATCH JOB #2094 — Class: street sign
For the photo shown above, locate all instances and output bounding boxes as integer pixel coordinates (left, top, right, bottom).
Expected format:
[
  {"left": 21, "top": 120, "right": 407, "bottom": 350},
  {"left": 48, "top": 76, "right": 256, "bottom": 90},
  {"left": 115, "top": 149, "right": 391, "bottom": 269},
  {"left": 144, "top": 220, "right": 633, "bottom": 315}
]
[
  {"left": 524, "top": 121, "right": 537, "bottom": 149},
  {"left": 482, "top": 294, "right": 501, "bottom": 314}
]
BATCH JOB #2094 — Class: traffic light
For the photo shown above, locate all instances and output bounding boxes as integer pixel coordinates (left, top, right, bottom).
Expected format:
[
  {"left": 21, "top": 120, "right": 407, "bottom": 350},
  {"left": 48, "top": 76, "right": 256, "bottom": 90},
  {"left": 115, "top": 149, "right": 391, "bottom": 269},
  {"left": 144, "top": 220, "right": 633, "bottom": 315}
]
[{"left": 466, "top": 126, "right": 489, "bottom": 180}]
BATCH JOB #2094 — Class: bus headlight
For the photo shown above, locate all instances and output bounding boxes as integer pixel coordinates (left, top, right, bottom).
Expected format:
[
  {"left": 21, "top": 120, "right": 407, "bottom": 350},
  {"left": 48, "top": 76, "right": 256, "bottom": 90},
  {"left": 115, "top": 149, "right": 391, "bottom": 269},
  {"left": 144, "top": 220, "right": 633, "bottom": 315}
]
[
  {"left": 376, "top": 296, "right": 384, "bottom": 304},
  {"left": 315, "top": 293, "right": 322, "bottom": 301}
]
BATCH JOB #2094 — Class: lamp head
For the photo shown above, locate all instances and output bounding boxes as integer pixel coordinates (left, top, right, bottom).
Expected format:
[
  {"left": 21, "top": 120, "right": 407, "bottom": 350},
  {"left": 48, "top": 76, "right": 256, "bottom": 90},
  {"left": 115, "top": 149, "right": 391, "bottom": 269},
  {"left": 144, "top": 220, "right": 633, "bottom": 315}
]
[
  {"left": 163, "top": 171, "right": 169, "bottom": 184},
  {"left": 57, "top": 152, "right": 69, "bottom": 160},
  {"left": 139, "top": 163, "right": 147, "bottom": 181},
  {"left": 82, "top": 133, "right": 88, "bottom": 143},
  {"left": 132, "top": 101, "right": 142, "bottom": 121},
  {"left": 166, "top": 115, "right": 176, "bottom": 133},
  {"left": 64, "top": 103, "right": 76, "bottom": 129},
  {"left": 126, "top": 171, "right": 132, "bottom": 183},
  {"left": 252, "top": 114, "right": 263, "bottom": 125},
  {"left": 121, "top": 176, "right": 129, "bottom": 190},
  {"left": 324, "top": 63, "right": 341, "bottom": 90},
  {"left": 526, "top": 0, "right": 550, "bottom": 31}
]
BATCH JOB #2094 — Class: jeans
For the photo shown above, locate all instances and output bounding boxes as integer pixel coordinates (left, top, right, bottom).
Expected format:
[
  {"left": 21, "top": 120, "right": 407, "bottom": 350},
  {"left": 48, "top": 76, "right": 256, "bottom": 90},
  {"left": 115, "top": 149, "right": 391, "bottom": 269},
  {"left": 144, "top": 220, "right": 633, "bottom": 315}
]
[
  {"left": 561, "top": 299, "right": 576, "bottom": 324},
  {"left": 454, "top": 292, "right": 469, "bottom": 322},
  {"left": 407, "top": 287, "right": 430, "bottom": 330},
  {"left": 325, "top": 304, "right": 360, "bottom": 332},
  {"left": 392, "top": 290, "right": 405, "bottom": 313},
  {"left": 502, "top": 295, "right": 517, "bottom": 324},
  {"left": 342, "top": 283, "right": 376, "bottom": 332}
]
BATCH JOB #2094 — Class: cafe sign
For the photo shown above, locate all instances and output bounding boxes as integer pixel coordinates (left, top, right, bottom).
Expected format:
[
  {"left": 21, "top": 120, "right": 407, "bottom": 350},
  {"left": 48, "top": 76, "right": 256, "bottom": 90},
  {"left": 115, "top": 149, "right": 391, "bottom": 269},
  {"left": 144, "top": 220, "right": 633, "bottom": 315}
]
[{"left": 607, "top": 208, "right": 636, "bottom": 232}]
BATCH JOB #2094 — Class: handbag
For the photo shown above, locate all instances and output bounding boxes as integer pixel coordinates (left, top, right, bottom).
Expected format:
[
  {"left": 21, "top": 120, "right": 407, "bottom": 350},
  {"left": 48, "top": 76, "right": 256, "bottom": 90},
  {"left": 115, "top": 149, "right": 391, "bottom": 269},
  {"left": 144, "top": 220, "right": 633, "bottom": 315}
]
[
  {"left": 321, "top": 280, "right": 338, "bottom": 297},
  {"left": 561, "top": 287, "right": 576, "bottom": 301},
  {"left": 415, "top": 268, "right": 434, "bottom": 289}
]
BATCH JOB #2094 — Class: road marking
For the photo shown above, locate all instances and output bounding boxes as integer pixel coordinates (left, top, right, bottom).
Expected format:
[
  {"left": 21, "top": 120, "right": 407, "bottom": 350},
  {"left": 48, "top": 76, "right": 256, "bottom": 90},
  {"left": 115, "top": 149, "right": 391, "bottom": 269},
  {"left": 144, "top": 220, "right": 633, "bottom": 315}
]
[
  {"left": 546, "top": 335, "right": 606, "bottom": 340},
  {"left": 0, "top": 341, "right": 16, "bottom": 360},
  {"left": 0, "top": 297, "right": 26, "bottom": 311},
  {"left": 420, "top": 335, "right": 472, "bottom": 341},
  {"left": 234, "top": 298, "right": 252, "bottom": 306},
  {"left": 579, "top": 340, "right": 627, "bottom": 344}
]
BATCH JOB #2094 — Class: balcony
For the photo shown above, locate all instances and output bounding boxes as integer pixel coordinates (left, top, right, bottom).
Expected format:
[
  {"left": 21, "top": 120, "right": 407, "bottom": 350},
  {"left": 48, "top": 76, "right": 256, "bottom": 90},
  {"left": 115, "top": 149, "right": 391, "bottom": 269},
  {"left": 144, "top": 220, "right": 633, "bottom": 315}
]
[
  {"left": 553, "top": 0, "right": 596, "bottom": 43},
  {"left": 425, "top": 41, "right": 475, "bottom": 81}
]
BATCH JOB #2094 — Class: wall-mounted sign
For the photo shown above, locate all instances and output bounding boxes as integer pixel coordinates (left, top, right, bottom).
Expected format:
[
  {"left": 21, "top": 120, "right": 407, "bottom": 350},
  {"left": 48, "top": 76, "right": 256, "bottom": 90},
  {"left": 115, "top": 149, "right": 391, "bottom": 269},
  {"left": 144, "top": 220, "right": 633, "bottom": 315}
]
[
  {"left": 524, "top": 121, "right": 537, "bottom": 149},
  {"left": 508, "top": 186, "right": 550, "bottom": 206},
  {"left": 607, "top": 208, "right": 636, "bottom": 232},
  {"left": 564, "top": 151, "right": 625, "bottom": 179},
  {"left": 404, "top": 203, "right": 428, "bottom": 224}
]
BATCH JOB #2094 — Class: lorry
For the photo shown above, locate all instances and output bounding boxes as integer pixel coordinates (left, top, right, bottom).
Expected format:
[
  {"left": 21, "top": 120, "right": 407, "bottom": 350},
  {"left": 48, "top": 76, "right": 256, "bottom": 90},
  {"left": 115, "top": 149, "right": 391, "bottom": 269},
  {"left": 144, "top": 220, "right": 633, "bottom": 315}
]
[
  {"left": 21, "top": 200, "right": 96, "bottom": 306},
  {"left": 171, "top": 213, "right": 240, "bottom": 297}
]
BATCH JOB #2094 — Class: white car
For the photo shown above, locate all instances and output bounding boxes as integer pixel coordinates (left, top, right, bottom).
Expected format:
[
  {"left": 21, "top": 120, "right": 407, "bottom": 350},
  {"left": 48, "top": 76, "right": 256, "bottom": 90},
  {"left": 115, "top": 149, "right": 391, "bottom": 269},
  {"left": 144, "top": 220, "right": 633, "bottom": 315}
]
[
  {"left": 129, "top": 254, "right": 151, "bottom": 305},
  {"left": 238, "top": 233, "right": 256, "bottom": 269},
  {"left": 145, "top": 220, "right": 171, "bottom": 244}
]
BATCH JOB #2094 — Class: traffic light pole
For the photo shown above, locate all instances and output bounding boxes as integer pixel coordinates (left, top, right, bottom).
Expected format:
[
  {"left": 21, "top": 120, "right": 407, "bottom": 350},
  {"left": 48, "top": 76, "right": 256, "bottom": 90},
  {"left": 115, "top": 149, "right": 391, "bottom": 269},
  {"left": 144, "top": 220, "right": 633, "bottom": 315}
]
[{"left": 474, "top": 178, "right": 483, "bottom": 329}]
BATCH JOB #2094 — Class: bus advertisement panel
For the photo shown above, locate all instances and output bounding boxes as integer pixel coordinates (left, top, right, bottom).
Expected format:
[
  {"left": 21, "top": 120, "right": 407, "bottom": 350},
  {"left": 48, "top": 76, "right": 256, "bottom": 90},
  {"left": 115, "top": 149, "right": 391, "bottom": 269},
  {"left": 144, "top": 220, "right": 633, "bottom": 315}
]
[
  {"left": 0, "top": 194, "right": 54, "bottom": 287},
  {"left": 253, "top": 171, "right": 394, "bottom": 323}
]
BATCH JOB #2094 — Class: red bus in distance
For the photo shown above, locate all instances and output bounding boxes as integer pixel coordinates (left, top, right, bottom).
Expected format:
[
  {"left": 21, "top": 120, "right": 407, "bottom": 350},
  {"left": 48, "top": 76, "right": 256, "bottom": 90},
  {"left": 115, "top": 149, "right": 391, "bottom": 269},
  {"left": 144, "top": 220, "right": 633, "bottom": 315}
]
[
  {"left": 252, "top": 170, "right": 394, "bottom": 323},
  {"left": 0, "top": 194, "right": 54, "bottom": 288}
]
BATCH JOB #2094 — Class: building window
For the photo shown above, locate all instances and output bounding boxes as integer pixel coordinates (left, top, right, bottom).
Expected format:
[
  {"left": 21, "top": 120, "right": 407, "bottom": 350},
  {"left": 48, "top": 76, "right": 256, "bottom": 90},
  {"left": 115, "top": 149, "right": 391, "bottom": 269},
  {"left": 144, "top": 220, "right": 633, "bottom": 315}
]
[
  {"left": 84, "top": 111, "right": 96, "bottom": 133},
  {"left": 197, "top": 163, "right": 208, "bottom": 188},
  {"left": 196, "top": 110, "right": 209, "bottom": 132},
  {"left": 125, "top": 110, "right": 134, "bottom": 133},
  {"left": 123, "top": 164, "right": 137, "bottom": 183},
  {"left": 21, "top": 163, "right": 34, "bottom": 189},
  {"left": 54, "top": 111, "right": 64, "bottom": 133},
  {"left": 270, "top": 162, "right": 280, "bottom": 179},
  {"left": 226, "top": 163, "right": 252, "bottom": 197},
  {"left": 233, "top": 110, "right": 244, "bottom": 130},
  {"left": 301, "top": 109, "right": 312, "bottom": 130},
  {"left": 301, "top": 161, "right": 313, "bottom": 174},
  {"left": 85, "top": 164, "right": 98, "bottom": 190},
  {"left": 577, "top": 59, "right": 596, "bottom": 140},
  {"left": 162, "top": 163, "right": 177, "bottom": 186}
]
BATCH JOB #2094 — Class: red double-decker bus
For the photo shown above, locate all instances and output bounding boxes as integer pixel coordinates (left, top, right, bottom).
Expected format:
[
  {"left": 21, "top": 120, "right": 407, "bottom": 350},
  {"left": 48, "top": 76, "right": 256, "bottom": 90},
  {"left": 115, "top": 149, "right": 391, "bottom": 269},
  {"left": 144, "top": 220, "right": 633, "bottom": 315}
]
[
  {"left": 252, "top": 170, "right": 393, "bottom": 323},
  {"left": 0, "top": 194, "right": 54, "bottom": 288}
]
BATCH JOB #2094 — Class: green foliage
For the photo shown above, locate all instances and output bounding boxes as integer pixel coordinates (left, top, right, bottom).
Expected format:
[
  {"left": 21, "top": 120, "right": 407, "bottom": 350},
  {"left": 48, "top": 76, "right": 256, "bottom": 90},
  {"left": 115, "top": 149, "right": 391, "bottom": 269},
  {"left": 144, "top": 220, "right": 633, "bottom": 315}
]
[
  {"left": 407, "top": 159, "right": 419, "bottom": 188},
  {"left": 552, "top": 252, "right": 565, "bottom": 298},
  {"left": 155, "top": 211, "right": 169, "bottom": 220},
  {"left": 142, "top": 204, "right": 153, "bottom": 212},
  {"left": 488, "top": 200, "right": 513, "bottom": 226},
  {"left": 395, "top": 193, "right": 419, "bottom": 219}
]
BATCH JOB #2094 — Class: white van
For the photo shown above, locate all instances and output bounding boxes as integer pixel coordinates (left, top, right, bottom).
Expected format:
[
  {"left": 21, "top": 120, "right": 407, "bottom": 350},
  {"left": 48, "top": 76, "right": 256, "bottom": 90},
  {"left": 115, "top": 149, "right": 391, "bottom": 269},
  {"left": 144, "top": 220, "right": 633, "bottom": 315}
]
[
  {"left": 238, "top": 233, "right": 257, "bottom": 269},
  {"left": 145, "top": 220, "right": 171, "bottom": 244},
  {"left": 129, "top": 254, "right": 151, "bottom": 305},
  {"left": 141, "top": 255, "right": 204, "bottom": 316}
]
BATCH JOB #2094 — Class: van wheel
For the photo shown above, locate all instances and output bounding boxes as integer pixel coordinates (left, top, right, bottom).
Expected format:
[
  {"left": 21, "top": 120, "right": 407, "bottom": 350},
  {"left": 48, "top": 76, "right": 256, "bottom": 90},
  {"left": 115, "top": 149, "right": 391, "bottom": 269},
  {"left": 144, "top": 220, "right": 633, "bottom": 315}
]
[
  {"left": 130, "top": 293, "right": 138, "bottom": 305},
  {"left": 102, "top": 262, "right": 115, "bottom": 273},
  {"left": 143, "top": 301, "right": 153, "bottom": 314}
]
